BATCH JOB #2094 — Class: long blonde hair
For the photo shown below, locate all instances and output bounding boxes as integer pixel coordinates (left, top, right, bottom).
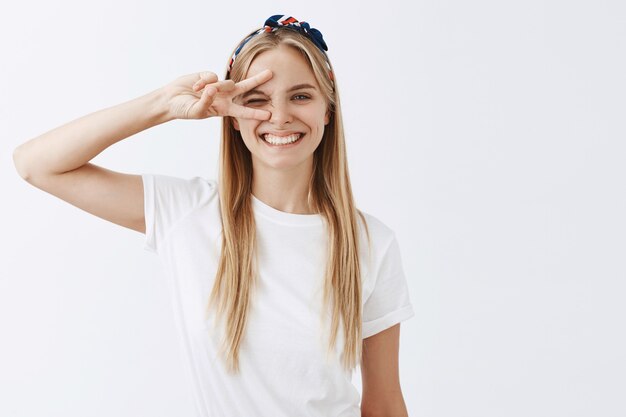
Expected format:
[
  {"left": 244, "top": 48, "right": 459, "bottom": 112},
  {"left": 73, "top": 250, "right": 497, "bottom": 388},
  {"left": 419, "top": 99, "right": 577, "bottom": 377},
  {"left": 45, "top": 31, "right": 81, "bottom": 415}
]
[{"left": 207, "top": 27, "right": 371, "bottom": 374}]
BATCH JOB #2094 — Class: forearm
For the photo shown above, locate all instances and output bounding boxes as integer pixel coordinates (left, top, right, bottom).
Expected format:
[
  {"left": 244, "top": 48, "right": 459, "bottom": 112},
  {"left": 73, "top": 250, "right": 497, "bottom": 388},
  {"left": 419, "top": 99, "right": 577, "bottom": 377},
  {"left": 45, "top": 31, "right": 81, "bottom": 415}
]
[
  {"left": 361, "top": 388, "right": 409, "bottom": 417},
  {"left": 13, "top": 87, "right": 173, "bottom": 179}
]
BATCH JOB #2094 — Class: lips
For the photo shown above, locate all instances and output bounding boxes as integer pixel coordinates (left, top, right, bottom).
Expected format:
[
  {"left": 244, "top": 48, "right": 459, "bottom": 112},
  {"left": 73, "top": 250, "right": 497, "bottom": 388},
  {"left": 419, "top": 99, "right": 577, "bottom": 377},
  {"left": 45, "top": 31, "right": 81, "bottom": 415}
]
[
  {"left": 258, "top": 131, "right": 304, "bottom": 138},
  {"left": 260, "top": 132, "right": 305, "bottom": 146}
]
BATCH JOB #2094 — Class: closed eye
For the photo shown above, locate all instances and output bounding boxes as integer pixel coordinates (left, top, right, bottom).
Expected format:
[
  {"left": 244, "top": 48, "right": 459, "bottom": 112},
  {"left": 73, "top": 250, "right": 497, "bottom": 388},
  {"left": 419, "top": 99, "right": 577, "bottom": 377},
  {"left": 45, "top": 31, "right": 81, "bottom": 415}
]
[
  {"left": 245, "top": 99, "right": 267, "bottom": 105},
  {"left": 244, "top": 94, "right": 312, "bottom": 105}
]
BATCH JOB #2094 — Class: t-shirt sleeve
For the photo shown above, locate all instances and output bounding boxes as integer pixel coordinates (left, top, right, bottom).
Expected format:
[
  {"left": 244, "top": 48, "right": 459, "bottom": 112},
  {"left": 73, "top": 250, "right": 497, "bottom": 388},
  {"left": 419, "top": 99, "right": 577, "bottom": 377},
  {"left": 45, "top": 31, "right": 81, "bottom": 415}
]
[
  {"left": 142, "top": 173, "right": 218, "bottom": 254},
  {"left": 362, "top": 233, "right": 415, "bottom": 339}
]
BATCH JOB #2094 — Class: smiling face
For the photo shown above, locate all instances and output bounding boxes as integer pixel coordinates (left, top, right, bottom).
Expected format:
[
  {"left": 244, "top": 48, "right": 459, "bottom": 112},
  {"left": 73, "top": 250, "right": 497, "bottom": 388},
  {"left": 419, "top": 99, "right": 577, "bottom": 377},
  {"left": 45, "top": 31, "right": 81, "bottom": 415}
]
[{"left": 232, "top": 44, "right": 330, "bottom": 172}]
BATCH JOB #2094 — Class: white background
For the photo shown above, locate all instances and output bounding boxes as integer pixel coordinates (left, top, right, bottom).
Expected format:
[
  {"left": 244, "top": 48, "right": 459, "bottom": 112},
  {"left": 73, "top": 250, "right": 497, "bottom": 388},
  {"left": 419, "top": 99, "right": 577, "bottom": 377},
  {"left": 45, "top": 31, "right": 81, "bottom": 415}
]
[{"left": 2, "top": 0, "right": 625, "bottom": 416}]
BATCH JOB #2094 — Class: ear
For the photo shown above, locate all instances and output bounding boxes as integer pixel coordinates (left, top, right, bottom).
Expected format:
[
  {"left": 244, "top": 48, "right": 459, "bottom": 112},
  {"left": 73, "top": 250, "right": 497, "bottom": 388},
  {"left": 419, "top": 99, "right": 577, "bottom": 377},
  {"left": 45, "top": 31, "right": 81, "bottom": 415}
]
[
  {"left": 232, "top": 117, "right": 240, "bottom": 131},
  {"left": 324, "top": 109, "right": 330, "bottom": 125}
]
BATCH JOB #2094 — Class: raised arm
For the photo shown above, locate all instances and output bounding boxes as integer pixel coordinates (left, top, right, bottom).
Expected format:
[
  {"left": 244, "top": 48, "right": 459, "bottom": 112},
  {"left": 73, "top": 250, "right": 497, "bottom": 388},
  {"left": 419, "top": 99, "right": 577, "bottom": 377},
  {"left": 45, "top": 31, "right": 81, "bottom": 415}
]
[
  {"left": 12, "top": 89, "right": 171, "bottom": 233},
  {"left": 12, "top": 69, "right": 273, "bottom": 233}
]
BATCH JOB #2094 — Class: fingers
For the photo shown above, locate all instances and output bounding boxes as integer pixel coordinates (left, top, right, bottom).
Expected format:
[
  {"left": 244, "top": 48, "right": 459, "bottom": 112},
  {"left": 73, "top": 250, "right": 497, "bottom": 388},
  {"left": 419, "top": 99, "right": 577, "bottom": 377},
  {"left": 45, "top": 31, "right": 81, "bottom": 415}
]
[
  {"left": 229, "top": 103, "right": 272, "bottom": 121},
  {"left": 199, "top": 79, "right": 235, "bottom": 96},
  {"left": 192, "top": 71, "right": 219, "bottom": 92},
  {"left": 191, "top": 69, "right": 271, "bottom": 95},
  {"left": 232, "top": 69, "right": 273, "bottom": 95},
  {"left": 197, "top": 84, "right": 217, "bottom": 109},
  {"left": 196, "top": 80, "right": 237, "bottom": 111}
]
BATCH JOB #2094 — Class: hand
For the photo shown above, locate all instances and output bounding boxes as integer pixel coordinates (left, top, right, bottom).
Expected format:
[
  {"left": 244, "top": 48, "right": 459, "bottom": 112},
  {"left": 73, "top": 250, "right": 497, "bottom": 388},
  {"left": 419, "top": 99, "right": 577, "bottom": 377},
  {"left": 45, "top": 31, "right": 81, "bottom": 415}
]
[{"left": 162, "top": 69, "right": 273, "bottom": 121}]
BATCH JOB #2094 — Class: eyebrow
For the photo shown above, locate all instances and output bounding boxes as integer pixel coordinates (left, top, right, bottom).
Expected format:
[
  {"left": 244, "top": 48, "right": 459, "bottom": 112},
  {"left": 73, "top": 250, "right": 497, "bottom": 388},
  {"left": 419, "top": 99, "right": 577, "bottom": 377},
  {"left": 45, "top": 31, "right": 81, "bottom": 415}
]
[{"left": 240, "top": 83, "right": 317, "bottom": 99}]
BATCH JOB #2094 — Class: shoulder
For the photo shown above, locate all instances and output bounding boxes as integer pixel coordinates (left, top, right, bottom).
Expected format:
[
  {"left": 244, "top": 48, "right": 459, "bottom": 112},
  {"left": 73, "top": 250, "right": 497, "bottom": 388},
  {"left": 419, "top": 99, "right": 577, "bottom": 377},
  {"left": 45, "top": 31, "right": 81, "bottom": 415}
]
[
  {"left": 355, "top": 208, "right": 402, "bottom": 285},
  {"left": 356, "top": 208, "right": 397, "bottom": 250},
  {"left": 143, "top": 174, "right": 218, "bottom": 206},
  {"left": 143, "top": 173, "right": 217, "bottom": 192},
  {"left": 142, "top": 174, "right": 219, "bottom": 253}
]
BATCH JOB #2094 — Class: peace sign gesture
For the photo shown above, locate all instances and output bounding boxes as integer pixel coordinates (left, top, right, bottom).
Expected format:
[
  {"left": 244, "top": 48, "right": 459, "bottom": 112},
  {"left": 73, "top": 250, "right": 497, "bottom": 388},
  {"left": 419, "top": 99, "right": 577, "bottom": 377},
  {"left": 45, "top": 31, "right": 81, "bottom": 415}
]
[{"left": 162, "top": 69, "right": 273, "bottom": 121}]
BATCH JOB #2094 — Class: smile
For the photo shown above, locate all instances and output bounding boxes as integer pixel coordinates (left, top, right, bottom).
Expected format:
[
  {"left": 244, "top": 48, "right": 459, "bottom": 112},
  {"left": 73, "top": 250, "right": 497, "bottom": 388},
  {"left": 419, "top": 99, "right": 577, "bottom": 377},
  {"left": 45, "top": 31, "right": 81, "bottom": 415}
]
[{"left": 260, "top": 133, "right": 304, "bottom": 147}]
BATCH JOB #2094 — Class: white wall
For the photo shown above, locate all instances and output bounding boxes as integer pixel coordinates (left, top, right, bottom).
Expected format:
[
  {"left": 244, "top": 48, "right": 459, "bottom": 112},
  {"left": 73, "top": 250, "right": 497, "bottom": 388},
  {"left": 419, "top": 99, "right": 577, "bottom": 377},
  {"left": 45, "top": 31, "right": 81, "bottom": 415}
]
[{"left": 1, "top": 0, "right": 624, "bottom": 416}]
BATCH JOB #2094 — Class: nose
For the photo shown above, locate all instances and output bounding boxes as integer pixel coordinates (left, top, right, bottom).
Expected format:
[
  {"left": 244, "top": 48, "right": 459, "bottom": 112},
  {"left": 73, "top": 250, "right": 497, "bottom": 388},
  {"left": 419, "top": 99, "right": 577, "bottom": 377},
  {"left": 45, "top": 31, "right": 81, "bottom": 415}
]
[{"left": 268, "top": 100, "right": 293, "bottom": 126}]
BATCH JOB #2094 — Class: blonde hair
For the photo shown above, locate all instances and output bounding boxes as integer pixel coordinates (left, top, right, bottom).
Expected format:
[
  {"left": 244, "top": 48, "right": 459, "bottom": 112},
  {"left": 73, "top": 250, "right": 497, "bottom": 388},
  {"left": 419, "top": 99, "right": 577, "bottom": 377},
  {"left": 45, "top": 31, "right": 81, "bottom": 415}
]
[{"left": 207, "top": 27, "right": 371, "bottom": 374}]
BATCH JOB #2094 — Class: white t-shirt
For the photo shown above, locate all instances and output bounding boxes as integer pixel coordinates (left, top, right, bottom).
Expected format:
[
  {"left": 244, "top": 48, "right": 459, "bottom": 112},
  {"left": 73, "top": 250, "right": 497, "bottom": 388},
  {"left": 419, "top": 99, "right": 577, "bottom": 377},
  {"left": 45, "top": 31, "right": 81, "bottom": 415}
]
[{"left": 142, "top": 173, "right": 415, "bottom": 417}]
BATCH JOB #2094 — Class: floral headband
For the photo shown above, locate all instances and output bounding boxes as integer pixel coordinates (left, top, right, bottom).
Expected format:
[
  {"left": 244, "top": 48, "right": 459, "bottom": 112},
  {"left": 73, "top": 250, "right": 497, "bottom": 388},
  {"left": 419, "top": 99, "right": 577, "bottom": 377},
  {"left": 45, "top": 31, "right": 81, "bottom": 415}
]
[{"left": 226, "top": 15, "right": 334, "bottom": 82}]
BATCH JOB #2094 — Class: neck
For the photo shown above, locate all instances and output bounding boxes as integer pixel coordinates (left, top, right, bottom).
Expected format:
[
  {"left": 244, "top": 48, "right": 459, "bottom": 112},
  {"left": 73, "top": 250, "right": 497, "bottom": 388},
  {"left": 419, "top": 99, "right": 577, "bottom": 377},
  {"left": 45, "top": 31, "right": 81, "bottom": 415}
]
[{"left": 251, "top": 159, "right": 316, "bottom": 214}]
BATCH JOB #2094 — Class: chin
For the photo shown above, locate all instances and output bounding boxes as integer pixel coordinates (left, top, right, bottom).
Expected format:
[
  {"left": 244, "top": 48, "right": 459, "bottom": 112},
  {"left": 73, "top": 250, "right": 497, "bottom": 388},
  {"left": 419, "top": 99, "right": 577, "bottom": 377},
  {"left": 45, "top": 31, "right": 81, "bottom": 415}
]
[{"left": 254, "top": 155, "right": 314, "bottom": 171}]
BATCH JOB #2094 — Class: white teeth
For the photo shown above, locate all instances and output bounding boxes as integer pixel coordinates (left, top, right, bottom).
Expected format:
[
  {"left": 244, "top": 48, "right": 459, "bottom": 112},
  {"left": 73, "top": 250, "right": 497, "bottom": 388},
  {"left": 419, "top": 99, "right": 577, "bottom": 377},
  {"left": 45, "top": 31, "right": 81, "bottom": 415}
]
[{"left": 263, "top": 133, "right": 302, "bottom": 145}]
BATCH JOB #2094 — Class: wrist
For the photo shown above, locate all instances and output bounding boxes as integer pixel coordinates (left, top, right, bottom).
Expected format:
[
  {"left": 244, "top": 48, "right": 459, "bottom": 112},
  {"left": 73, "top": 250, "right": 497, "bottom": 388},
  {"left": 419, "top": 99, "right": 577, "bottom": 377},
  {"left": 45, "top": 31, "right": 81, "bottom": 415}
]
[{"left": 143, "top": 87, "right": 177, "bottom": 125}]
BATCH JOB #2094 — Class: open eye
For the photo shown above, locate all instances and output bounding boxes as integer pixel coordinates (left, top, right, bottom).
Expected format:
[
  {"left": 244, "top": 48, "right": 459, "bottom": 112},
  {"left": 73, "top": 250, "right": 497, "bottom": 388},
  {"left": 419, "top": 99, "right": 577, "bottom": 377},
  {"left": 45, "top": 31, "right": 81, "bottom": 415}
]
[{"left": 293, "top": 94, "right": 311, "bottom": 101}]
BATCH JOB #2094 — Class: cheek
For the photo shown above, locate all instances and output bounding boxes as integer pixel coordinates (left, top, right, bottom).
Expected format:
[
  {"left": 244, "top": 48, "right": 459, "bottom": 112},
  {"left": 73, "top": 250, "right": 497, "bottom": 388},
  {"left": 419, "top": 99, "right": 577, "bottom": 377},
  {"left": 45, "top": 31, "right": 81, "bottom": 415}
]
[
  {"left": 300, "top": 108, "right": 327, "bottom": 129},
  {"left": 239, "top": 119, "right": 259, "bottom": 132}
]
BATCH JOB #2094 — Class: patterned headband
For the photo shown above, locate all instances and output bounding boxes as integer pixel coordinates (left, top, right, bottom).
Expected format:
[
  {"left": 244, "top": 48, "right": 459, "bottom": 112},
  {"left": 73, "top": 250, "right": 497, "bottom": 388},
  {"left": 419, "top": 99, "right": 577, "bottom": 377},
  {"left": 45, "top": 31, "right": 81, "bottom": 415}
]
[{"left": 227, "top": 15, "right": 334, "bottom": 82}]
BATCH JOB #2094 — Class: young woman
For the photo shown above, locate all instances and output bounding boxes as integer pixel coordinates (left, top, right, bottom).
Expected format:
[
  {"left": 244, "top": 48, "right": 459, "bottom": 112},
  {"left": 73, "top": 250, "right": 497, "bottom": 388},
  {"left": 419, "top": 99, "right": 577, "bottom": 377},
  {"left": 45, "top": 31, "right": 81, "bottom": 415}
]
[{"left": 14, "top": 14, "right": 415, "bottom": 417}]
